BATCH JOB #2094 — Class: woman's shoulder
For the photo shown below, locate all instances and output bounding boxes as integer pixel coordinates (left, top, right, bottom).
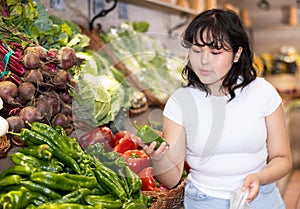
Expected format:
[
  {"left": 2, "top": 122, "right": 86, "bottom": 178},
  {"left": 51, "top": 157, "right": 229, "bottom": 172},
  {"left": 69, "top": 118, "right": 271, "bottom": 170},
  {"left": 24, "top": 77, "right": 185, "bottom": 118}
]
[
  {"left": 248, "top": 77, "right": 276, "bottom": 91},
  {"left": 241, "top": 77, "right": 280, "bottom": 101}
]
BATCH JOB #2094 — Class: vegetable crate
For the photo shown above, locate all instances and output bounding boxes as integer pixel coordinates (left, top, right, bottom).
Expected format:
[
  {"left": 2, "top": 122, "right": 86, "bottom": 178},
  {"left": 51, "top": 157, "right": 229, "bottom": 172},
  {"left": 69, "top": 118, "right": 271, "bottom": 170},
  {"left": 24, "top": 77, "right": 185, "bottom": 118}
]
[{"left": 143, "top": 178, "right": 187, "bottom": 209}]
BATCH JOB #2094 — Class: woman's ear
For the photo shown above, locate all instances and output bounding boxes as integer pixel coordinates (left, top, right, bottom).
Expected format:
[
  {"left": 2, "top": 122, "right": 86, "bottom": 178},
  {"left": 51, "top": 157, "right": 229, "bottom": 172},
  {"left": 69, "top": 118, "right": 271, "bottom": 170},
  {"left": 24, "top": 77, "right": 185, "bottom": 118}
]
[{"left": 233, "top": 47, "right": 243, "bottom": 62}]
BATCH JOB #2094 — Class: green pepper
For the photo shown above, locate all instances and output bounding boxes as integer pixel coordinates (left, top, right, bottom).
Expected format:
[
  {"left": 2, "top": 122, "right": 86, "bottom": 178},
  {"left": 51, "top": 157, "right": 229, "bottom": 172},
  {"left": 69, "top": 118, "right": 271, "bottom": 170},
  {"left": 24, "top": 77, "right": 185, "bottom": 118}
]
[
  {"left": 124, "top": 165, "right": 142, "bottom": 193},
  {"left": 117, "top": 168, "right": 131, "bottom": 198},
  {"left": 0, "top": 190, "right": 48, "bottom": 209},
  {"left": 25, "top": 204, "right": 36, "bottom": 209},
  {"left": 30, "top": 171, "right": 79, "bottom": 192},
  {"left": 19, "top": 144, "right": 53, "bottom": 160},
  {"left": 133, "top": 122, "right": 169, "bottom": 149},
  {"left": 55, "top": 188, "right": 91, "bottom": 203},
  {"left": 16, "top": 129, "right": 81, "bottom": 174},
  {"left": 29, "top": 122, "right": 82, "bottom": 159},
  {"left": 84, "top": 194, "right": 122, "bottom": 209},
  {"left": 11, "top": 152, "right": 63, "bottom": 173},
  {"left": 0, "top": 174, "right": 22, "bottom": 189},
  {"left": 0, "top": 165, "right": 37, "bottom": 179},
  {"left": 90, "top": 184, "right": 107, "bottom": 196},
  {"left": 2, "top": 185, "right": 29, "bottom": 192},
  {"left": 36, "top": 203, "right": 103, "bottom": 209},
  {"left": 21, "top": 180, "right": 62, "bottom": 200},
  {"left": 122, "top": 199, "right": 148, "bottom": 209},
  {"left": 54, "top": 125, "right": 83, "bottom": 155},
  {"left": 93, "top": 168, "right": 127, "bottom": 201},
  {"left": 60, "top": 173, "right": 97, "bottom": 189},
  {"left": 86, "top": 143, "right": 127, "bottom": 170},
  {"left": 131, "top": 190, "right": 152, "bottom": 208}
]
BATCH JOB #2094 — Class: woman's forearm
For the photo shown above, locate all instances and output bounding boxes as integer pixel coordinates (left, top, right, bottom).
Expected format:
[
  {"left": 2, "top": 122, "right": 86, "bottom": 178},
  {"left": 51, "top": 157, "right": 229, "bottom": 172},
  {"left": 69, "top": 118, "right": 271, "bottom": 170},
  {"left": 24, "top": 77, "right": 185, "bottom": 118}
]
[
  {"left": 152, "top": 155, "right": 184, "bottom": 188},
  {"left": 258, "top": 155, "right": 292, "bottom": 185}
]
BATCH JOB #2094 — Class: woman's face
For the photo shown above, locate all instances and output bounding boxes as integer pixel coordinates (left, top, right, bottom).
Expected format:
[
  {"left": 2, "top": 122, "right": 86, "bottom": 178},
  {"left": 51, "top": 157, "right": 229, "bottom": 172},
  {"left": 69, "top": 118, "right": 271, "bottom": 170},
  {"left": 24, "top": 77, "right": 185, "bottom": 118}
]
[{"left": 188, "top": 34, "right": 242, "bottom": 93}]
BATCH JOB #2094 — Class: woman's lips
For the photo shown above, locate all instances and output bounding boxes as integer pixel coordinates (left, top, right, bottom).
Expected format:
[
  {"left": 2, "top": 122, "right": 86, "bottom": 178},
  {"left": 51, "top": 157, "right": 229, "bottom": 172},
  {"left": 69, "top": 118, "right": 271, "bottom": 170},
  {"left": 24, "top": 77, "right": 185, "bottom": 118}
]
[{"left": 200, "top": 70, "right": 211, "bottom": 76}]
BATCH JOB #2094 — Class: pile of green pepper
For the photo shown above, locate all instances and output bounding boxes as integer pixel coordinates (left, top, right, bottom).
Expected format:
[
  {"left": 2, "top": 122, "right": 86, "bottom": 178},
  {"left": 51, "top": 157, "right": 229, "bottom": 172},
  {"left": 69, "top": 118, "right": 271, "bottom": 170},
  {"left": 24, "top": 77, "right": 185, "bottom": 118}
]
[{"left": 0, "top": 122, "right": 151, "bottom": 209}]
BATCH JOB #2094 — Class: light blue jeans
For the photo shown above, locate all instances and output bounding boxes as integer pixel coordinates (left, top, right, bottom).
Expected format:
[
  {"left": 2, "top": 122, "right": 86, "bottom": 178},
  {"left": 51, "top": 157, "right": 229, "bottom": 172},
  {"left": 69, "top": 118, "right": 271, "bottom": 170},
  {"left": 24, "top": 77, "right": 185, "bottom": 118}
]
[{"left": 184, "top": 180, "right": 285, "bottom": 209}]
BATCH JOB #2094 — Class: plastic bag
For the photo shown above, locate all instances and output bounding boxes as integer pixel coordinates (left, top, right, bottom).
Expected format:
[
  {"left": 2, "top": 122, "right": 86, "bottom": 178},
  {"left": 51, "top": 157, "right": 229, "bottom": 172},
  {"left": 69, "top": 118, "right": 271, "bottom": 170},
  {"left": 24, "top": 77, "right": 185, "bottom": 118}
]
[{"left": 229, "top": 188, "right": 252, "bottom": 209}]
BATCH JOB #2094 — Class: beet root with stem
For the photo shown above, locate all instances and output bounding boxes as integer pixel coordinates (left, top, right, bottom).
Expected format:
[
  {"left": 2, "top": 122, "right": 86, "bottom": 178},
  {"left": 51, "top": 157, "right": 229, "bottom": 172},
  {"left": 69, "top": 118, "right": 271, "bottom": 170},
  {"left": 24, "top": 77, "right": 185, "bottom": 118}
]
[
  {"left": 19, "top": 106, "right": 43, "bottom": 124},
  {"left": 18, "top": 82, "right": 36, "bottom": 102},
  {"left": 0, "top": 80, "right": 21, "bottom": 106},
  {"left": 6, "top": 116, "right": 25, "bottom": 133},
  {"left": 24, "top": 69, "right": 44, "bottom": 84},
  {"left": 34, "top": 99, "right": 53, "bottom": 122}
]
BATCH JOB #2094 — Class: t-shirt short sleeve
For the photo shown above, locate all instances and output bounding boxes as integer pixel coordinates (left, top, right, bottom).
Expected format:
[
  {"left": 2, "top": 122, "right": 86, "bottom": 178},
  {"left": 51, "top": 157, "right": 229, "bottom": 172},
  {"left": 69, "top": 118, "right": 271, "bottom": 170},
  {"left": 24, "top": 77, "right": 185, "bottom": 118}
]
[
  {"left": 261, "top": 78, "right": 282, "bottom": 116},
  {"left": 163, "top": 89, "right": 184, "bottom": 126}
]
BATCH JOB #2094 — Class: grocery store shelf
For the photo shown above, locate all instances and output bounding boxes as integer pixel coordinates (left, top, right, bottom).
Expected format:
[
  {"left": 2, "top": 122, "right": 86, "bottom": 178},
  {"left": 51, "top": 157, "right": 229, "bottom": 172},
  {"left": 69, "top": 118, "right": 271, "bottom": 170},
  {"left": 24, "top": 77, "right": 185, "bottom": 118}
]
[{"left": 119, "top": 0, "right": 198, "bottom": 16}]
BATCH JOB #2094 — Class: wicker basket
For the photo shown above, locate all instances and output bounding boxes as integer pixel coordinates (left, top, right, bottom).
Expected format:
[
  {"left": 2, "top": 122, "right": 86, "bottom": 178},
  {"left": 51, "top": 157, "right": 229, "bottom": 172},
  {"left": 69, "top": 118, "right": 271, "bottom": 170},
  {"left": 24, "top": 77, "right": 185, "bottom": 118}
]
[
  {"left": 143, "top": 178, "right": 187, "bottom": 209},
  {"left": 0, "top": 134, "right": 11, "bottom": 158}
]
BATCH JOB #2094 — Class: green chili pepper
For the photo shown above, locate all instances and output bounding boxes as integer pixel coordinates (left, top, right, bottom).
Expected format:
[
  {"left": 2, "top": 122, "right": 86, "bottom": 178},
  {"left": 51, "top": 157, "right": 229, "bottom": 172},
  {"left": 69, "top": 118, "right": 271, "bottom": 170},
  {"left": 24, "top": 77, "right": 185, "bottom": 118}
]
[
  {"left": 25, "top": 204, "right": 36, "bottom": 209},
  {"left": 93, "top": 168, "right": 127, "bottom": 201},
  {"left": 54, "top": 125, "right": 83, "bottom": 155},
  {"left": 133, "top": 121, "right": 169, "bottom": 149},
  {"left": 122, "top": 199, "right": 148, "bottom": 209},
  {"left": 84, "top": 194, "right": 122, "bottom": 209},
  {"left": 11, "top": 152, "right": 63, "bottom": 173},
  {"left": 2, "top": 185, "right": 29, "bottom": 192},
  {"left": 0, "top": 174, "right": 22, "bottom": 189},
  {"left": 29, "top": 122, "right": 82, "bottom": 159},
  {"left": 19, "top": 144, "right": 53, "bottom": 160},
  {"left": 90, "top": 184, "right": 107, "bottom": 196},
  {"left": 131, "top": 190, "right": 152, "bottom": 208},
  {"left": 21, "top": 180, "right": 62, "bottom": 200},
  {"left": 16, "top": 129, "right": 81, "bottom": 174},
  {"left": 117, "top": 168, "right": 131, "bottom": 198},
  {"left": 0, "top": 165, "right": 37, "bottom": 179},
  {"left": 30, "top": 171, "right": 79, "bottom": 192},
  {"left": 55, "top": 188, "right": 91, "bottom": 203},
  {"left": 36, "top": 203, "right": 103, "bottom": 209},
  {"left": 124, "top": 165, "right": 142, "bottom": 193},
  {"left": 0, "top": 190, "right": 48, "bottom": 209},
  {"left": 60, "top": 173, "right": 97, "bottom": 189}
]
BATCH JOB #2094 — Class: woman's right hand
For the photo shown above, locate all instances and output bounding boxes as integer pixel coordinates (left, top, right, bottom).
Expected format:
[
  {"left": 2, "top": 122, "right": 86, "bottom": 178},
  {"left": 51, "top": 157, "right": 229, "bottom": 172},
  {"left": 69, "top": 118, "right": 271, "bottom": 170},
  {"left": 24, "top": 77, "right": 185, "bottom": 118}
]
[{"left": 138, "top": 139, "right": 169, "bottom": 161}]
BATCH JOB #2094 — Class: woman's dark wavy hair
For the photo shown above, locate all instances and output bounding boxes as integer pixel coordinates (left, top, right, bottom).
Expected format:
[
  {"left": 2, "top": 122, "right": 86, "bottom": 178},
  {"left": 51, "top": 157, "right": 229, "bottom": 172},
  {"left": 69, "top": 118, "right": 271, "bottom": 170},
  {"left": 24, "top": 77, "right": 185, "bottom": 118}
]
[{"left": 181, "top": 9, "right": 257, "bottom": 101}]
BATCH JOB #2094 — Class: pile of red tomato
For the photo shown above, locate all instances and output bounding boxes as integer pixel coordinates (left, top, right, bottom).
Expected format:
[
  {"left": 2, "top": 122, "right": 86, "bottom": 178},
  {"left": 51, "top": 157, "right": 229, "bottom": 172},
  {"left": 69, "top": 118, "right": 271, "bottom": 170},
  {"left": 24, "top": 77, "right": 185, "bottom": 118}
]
[{"left": 77, "top": 126, "right": 169, "bottom": 191}]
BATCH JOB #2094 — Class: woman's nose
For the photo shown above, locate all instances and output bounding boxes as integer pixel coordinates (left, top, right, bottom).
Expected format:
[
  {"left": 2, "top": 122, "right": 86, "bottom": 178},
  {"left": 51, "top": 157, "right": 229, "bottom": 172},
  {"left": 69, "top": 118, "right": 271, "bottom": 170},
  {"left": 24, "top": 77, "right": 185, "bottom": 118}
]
[{"left": 200, "top": 52, "right": 209, "bottom": 64}]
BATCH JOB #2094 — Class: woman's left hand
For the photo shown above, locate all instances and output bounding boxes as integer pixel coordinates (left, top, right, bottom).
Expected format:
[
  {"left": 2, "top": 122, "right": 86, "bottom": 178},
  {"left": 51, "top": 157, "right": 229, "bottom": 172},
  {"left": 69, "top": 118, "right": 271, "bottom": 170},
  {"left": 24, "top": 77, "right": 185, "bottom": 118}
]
[{"left": 242, "top": 173, "right": 260, "bottom": 202}]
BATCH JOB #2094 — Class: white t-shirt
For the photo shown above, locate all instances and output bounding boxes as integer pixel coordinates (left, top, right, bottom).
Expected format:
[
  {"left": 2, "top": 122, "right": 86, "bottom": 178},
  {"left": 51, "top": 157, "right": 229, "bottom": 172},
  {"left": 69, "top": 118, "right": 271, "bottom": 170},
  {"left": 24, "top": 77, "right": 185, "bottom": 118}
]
[{"left": 163, "top": 77, "right": 282, "bottom": 199}]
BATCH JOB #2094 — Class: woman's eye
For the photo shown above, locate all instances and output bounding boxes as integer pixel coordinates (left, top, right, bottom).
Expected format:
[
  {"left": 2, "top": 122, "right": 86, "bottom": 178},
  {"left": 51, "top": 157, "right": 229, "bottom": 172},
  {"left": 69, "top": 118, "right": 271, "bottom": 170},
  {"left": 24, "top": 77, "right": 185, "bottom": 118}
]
[
  {"left": 211, "top": 51, "right": 221, "bottom": 55},
  {"left": 191, "top": 48, "right": 201, "bottom": 53}
]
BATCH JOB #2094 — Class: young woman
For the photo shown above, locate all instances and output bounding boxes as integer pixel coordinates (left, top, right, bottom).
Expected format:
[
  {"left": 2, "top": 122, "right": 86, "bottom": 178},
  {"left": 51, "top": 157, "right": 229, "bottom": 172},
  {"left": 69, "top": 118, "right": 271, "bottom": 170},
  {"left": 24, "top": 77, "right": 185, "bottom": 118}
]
[{"left": 140, "top": 9, "right": 292, "bottom": 209}]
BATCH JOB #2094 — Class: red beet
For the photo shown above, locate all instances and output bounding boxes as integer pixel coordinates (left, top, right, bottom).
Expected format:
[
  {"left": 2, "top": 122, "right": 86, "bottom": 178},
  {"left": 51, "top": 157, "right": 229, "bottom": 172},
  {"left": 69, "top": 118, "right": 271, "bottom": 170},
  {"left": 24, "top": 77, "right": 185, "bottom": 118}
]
[
  {"left": 38, "top": 92, "right": 61, "bottom": 116},
  {"left": 57, "top": 47, "right": 78, "bottom": 69},
  {"left": 0, "top": 80, "right": 20, "bottom": 106},
  {"left": 24, "top": 69, "right": 44, "bottom": 84},
  {"left": 59, "top": 91, "right": 72, "bottom": 104},
  {"left": 6, "top": 116, "right": 25, "bottom": 133},
  {"left": 24, "top": 46, "right": 47, "bottom": 60},
  {"left": 18, "top": 82, "right": 36, "bottom": 102},
  {"left": 19, "top": 106, "right": 43, "bottom": 123},
  {"left": 51, "top": 113, "right": 70, "bottom": 128},
  {"left": 60, "top": 104, "right": 72, "bottom": 117},
  {"left": 23, "top": 52, "right": 41, "bottom": 69},
  {"left": 52, "top": 70, "right": 71, "bottom": 89},
  {"left": 34, "top": 99, "right": 53, "bottom": 122}
]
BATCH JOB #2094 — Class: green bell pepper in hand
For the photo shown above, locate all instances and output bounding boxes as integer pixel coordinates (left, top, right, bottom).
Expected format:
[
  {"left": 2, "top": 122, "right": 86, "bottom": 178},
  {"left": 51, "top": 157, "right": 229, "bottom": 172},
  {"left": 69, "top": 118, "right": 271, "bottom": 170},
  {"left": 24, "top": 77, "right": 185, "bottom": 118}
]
[{"left": 133, "top": 122, "right": 169, "bottom": 149}]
